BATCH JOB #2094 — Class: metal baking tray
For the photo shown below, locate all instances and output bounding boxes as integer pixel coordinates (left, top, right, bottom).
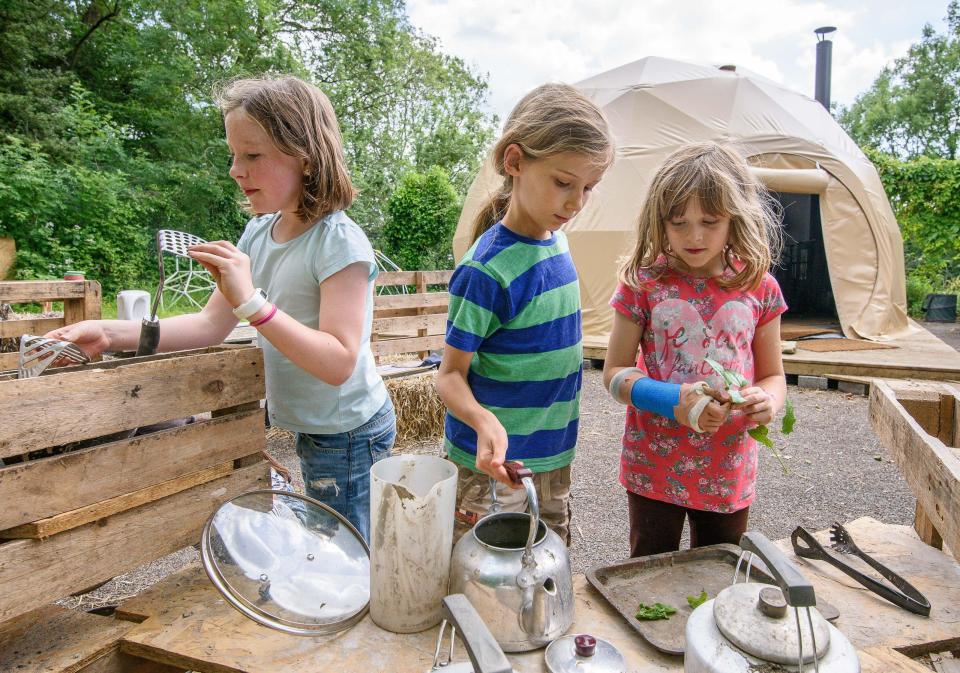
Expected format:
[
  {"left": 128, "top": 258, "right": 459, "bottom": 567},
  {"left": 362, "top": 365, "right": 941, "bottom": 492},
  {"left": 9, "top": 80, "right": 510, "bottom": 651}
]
[{"left": 586, "top": 543, "right": 774, "bottom": 656}]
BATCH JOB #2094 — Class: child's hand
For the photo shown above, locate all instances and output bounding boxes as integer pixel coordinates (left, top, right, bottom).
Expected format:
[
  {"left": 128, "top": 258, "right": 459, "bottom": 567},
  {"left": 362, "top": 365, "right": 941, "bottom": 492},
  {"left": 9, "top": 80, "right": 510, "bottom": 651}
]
[
  {"left": 44, "top": 321, "right": 111, "bottom": 358},
  {"left": 676, "top": 383, "right": 730, "bottom": 433},
  {"left": 187, "top": 241, "right": 255, "bottom": 308},
  {"left": 475, "top": 414, "right": 520, "bottom": 489},
  {"left": 736, "top": 386, "right": 776, "bottom": 426}
]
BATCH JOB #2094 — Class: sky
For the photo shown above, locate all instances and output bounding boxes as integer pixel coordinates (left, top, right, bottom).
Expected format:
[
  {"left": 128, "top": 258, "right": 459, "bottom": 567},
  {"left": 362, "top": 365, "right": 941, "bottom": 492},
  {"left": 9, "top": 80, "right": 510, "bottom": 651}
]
[{"left": 406, "top": 0, "right": 951, "bottom": 121}]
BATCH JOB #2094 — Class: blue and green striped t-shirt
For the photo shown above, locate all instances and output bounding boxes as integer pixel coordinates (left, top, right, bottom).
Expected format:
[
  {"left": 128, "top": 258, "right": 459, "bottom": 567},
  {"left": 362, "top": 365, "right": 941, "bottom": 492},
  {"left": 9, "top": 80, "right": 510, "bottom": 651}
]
[{"left": 444, "top": 222, "right": 582, "bottom": 473}]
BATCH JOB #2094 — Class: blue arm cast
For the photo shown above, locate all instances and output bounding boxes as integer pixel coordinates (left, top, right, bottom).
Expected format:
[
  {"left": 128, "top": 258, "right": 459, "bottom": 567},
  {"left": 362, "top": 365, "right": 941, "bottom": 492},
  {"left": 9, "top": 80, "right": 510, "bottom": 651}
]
[{"left": 630, "top": 377, "right": 681, "bottom": 420}]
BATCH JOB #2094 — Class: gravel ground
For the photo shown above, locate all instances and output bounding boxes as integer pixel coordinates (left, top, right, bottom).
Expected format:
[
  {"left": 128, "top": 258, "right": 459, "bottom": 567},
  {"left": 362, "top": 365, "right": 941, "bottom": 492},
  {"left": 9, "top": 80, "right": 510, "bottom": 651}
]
[{"left": 63, "top": 320, "right": 960, "bottom": 608}]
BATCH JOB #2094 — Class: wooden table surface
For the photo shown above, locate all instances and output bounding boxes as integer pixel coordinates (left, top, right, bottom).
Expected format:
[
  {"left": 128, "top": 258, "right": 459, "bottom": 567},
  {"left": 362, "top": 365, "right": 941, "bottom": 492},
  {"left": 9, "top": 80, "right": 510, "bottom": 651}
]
[{"left": 115, "top": 517, "right": 960, "bottom": 673}]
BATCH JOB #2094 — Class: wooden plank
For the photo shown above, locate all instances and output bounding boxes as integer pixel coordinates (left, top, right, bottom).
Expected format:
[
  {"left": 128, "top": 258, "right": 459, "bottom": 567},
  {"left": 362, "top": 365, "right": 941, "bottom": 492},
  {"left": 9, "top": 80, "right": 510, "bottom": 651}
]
[
  {"left": 0, "top": 409, "right": 263, "bottom": 531},
  {"left": 375, "top": 270, "right": 452, "bottom": 286},
  {"left": 0, "top": 346, "right": 265, "bottom": 459},
  {"left": 0, "top": 316, "right": 63, "bottom": 338},
  {"left": 859, "top": 646, "right": 932, "bottom": 673},
  {"left": 914, "top": 504, "right": 945, "bottom": 550},
  {"left": 369, "top": 334, "right": 444, "bottom": 356},
  {"left": 0, "top": 459, "right": 238, "bottom": 539},
  {"left": 372, "top": 312, "right": 446, "bottom": 334},
  {"left": 80, "top": 650, "right": 184, "bottom": 673},
  {"left": 0, "top": 351, "right": 16, "bottom": 371},
  {"left": 940, "top": 393, "right": 956, "bottom": 447},
  {"left": 374, "top": 291, "right": 450, "bottom": 311},
  {"left": 869, "top": 381, "right": 960, "bottom": 555},
  {"left": 119, "top": 570, "right": 676, "bottom": 673},
  {"left": 0, "top": 604, "right": 135, "bottom": 673},
  {"left": 900, "top": 398, "right": 943, "bottom": 436},
  {"left": 0, "top": 463, "right": 268, "bottom": 623},
  {"left": 63, "top": 280, "right": 102, "bottom": 325},
  {"left": 0, "top": 280, "right": 89, "bottom": 302}
]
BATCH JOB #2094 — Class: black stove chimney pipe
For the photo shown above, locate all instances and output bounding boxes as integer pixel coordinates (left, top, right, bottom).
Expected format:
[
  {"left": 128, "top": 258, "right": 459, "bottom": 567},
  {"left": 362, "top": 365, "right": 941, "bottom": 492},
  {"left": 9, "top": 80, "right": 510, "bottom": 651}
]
[{"left": 814, "top": 26, "right": 836, "bottom": 111}]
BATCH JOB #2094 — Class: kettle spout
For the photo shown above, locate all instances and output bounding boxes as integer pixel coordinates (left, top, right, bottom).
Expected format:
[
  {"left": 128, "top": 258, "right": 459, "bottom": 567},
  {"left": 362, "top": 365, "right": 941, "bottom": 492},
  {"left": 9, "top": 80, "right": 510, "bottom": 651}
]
[{"left": 519, "top": 576, "right": 560, "bottom": 637}]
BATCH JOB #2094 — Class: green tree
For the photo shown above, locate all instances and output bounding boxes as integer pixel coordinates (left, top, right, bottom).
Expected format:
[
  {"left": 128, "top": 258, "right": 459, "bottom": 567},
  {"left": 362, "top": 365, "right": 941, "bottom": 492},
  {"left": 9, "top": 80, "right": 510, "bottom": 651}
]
[
  {"left": 839, "top": 1, "right": 960, "bottom": 159},
  {"left": 0, "top": 0, "right": 494, "bottom": 293},
  {"left": 382, "top": 166, "right": 460, "bottom": 270}
]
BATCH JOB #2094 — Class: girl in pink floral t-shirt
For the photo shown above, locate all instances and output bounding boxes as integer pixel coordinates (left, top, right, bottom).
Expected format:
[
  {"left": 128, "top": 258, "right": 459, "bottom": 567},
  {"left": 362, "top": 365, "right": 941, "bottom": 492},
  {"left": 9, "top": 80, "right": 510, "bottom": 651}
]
[{"left": 603, "top": 142, "right": 787, "bottom": 557}]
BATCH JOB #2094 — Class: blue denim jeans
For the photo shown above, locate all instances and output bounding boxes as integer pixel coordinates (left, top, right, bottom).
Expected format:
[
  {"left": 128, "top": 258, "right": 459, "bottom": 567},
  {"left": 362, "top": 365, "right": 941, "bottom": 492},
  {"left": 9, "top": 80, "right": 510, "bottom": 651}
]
[{"left": 294, "top": 398, "right": 396, "bottom": 542}]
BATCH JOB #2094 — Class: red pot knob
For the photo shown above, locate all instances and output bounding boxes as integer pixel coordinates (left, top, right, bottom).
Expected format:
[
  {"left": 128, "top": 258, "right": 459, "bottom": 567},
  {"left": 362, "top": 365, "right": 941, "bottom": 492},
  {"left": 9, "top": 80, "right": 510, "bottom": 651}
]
[{"left": 574, "top": 634, "right": 597, "bottom": 657}]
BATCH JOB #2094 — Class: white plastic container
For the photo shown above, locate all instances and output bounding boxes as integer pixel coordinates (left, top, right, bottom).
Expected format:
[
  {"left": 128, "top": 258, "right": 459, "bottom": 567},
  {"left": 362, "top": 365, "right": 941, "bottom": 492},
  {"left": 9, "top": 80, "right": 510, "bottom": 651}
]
[
  {"left": 116, "top": 290, "right": 151, "bottom": 321},
  {"left": 369, "top": 454, "right": 457, "bottom": 633}
]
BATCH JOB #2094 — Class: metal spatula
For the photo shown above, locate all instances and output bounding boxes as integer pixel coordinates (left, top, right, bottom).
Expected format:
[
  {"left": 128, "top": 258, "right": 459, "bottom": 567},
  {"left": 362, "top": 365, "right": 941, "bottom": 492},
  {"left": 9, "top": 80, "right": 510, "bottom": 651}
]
[
  {"left": 18, "top": 334, "right": 90, "bottom": 379},
  {"left": 136, "top": 229, "right": 208, "bottom": 356}
]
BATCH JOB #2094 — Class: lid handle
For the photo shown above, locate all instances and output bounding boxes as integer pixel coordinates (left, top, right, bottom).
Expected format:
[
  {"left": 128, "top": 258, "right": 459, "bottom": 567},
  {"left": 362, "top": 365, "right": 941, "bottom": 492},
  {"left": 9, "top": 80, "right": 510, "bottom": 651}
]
[
  {"left": 575, "top": 634, "right": 597, "bottom": 657},
  {"left": 740, "top": 532, "right": 816, "bottom": 607}
]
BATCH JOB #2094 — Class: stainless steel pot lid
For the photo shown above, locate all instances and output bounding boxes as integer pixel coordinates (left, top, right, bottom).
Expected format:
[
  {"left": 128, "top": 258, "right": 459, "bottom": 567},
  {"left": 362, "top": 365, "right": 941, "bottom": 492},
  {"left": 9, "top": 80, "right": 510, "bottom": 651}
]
[
  {"left": 545, "top": 634, "right": 626, "bottom": 673},
  {"left": 200, "top": 489, "right": 370, "bottom": 636}
]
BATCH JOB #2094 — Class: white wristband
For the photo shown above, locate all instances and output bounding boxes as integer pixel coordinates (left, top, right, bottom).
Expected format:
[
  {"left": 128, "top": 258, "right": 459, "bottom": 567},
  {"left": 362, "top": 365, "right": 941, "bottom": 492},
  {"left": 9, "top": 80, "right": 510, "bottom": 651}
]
[
  {"left": 232, "top": 288, "right": 268, "bottom": 320},
  {"left": 608, "top": 367, "right": 645, "bottom": 404}
]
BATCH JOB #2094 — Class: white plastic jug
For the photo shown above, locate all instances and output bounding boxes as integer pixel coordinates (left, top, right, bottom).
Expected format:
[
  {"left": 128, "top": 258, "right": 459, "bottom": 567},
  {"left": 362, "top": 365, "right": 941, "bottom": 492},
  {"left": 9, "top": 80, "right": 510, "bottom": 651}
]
[
  {"left": 116, "top": 290, "right": 151, "bottom": 321},
  {"left": 369, "top": 454, "right": 457, "bottom": 633}
]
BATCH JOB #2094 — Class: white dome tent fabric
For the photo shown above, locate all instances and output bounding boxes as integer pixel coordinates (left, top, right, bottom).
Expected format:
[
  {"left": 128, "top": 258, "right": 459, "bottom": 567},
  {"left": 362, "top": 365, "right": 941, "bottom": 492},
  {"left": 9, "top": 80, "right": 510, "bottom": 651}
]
[{"left": 454, "top": 56, "right": 911, "bottom": 345}]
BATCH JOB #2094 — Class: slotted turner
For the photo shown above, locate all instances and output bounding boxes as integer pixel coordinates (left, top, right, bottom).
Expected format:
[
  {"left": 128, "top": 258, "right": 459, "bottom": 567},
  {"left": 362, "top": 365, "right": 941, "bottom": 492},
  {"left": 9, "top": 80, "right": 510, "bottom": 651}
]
[
  {"left": 18, "top": 334, "right": 90, "bottom": 379},
  {"left": 136, "top": 229, "right": 208, "bottom": 356}
]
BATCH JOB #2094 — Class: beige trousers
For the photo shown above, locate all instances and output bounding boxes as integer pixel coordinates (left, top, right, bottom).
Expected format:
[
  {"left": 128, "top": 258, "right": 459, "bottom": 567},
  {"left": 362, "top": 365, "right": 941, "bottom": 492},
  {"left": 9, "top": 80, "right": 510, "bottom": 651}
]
[{"left": 451, "top": 463, "right": 572, "bottom": 546}]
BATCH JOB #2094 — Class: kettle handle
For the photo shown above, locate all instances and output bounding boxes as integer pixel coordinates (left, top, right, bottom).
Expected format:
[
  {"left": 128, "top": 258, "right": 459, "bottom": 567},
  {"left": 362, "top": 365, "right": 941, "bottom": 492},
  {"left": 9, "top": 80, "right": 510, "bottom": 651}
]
[
  {"left": 503, "top": 461, "right": 539, "bottom": 559},
  {"left": 739, "top": 532, "right": 816, "bottom": 608}
]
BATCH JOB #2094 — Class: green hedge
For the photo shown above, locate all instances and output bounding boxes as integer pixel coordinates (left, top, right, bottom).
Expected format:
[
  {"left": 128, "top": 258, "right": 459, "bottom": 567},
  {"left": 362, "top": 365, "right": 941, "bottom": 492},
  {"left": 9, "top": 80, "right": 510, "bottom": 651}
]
[
  {"left": 382, "top": 166, "right": 461, "bottom": 271},
  {"left": 868, "top": 149, "right": 960, "bottom": 314}
]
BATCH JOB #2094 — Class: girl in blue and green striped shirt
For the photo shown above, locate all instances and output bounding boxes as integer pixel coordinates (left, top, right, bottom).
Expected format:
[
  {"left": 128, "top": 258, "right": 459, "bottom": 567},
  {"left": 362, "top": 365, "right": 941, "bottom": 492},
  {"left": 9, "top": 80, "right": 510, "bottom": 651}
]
[{"left": 436, "top": 83, "right": 614, "bottom": 543}]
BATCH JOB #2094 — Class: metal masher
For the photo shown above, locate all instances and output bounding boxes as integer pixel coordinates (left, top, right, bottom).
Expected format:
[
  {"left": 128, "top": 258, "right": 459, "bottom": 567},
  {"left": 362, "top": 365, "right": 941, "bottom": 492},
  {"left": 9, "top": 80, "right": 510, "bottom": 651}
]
[
  {"left": 136, "top": 229, "right": 208, "bottom": 356},
  {"left": 18, "top": 334, "right": 90, "bottom": 379}
]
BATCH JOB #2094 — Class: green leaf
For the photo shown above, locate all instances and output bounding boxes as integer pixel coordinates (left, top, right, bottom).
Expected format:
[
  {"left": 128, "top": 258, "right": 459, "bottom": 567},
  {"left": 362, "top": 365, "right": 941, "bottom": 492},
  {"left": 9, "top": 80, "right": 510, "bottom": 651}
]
[
  {"left": 703, "top": 357, "right": 725, "bottom": 378},
  {"left": 686, "top": 590, "right": 708, "bottom": 609},
  {"left": 781, "top": 398, "right": 796, "bottom": 435},
  {"left": 731, "top": 371, "right": 749, "bottom": 387},
  {"left": 748, "top": 425, "right": 773, "bottom": 449},
  {"left": 729, "top": 389, "right": 746, "bottom": 404},
  {"left": 636, "top": 602, "right": 678, "bottom": 621}
]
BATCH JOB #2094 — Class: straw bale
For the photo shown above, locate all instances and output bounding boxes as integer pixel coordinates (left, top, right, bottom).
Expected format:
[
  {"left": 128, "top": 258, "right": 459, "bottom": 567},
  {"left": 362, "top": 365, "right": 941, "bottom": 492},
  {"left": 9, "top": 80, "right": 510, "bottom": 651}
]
[{"left": 385, "top": 370, "right": 445, "bottom": 445}]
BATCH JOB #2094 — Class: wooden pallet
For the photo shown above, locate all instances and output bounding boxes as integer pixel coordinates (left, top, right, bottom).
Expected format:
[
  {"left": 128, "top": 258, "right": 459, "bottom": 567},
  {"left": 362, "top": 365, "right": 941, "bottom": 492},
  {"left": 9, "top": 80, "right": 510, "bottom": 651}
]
[
  {"left": 0, "top": 279, "right": 103, "bottom": 370},
  {"left": 0, "top": 345, "right": 269, "bottom": 627},
  {"left": 372, "top": 270, "right": 451, "bottom": 359},
  {"left": 869, "top": 379, "right": 959, "bottom": 554}
]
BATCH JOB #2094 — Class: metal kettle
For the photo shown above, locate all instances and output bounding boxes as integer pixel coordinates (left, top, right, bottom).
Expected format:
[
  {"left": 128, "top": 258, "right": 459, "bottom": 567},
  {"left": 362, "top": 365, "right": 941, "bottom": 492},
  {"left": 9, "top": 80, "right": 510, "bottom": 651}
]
[
  {"left": 448, "top": 462, "right": 574, "bottom": 652},
  {"left": 684, "top": 532, "right": 860, "bottom": 673}
]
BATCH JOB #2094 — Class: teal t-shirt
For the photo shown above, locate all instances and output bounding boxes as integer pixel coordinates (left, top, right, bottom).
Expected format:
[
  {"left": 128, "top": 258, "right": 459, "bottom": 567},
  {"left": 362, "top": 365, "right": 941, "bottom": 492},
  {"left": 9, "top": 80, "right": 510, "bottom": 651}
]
[
  {"left": 237, "top": 211, "right": 387, "bottom": 434},
  {"left": 444, "top": 223, "right": 582, "bottom": 472}
]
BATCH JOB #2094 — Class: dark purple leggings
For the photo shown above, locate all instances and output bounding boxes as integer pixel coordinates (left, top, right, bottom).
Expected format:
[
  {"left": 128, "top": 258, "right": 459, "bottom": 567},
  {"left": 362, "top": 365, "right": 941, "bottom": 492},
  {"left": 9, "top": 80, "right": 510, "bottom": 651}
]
[{"left": 628, "top": 491, "right": 750, "bottom": 557}]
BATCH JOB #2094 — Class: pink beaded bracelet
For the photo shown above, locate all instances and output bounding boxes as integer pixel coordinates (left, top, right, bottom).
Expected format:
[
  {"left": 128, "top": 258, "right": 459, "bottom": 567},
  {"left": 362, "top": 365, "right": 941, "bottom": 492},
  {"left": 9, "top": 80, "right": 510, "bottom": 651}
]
[{"left": 249, "top": 303, "right": 278, "bottom": 327}]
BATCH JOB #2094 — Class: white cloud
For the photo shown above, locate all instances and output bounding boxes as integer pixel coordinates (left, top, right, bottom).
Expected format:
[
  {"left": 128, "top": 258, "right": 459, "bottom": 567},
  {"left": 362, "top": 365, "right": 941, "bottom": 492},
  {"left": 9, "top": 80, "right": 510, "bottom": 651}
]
[{"left": 407, "top": 0, "right": 947, "bottom": 120}]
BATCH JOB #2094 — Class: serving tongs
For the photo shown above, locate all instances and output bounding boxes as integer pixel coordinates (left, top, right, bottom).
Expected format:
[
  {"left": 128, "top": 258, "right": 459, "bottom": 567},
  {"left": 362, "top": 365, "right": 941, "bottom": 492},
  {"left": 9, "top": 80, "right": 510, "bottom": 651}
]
[
  {"left": 18, "top": 334, "right": 90, "bottom": 379},
  {"left": 791, "top": 523, "right": 931, "bottom": 616}
]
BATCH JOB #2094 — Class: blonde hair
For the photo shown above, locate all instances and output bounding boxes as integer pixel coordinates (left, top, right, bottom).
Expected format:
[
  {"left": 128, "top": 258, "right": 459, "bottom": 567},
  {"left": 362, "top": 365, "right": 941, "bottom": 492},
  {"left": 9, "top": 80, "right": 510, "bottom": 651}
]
[
  {"left": 214, "top": 75, "right": 356, "bottom": 223},
  {"left": 471, "top": 83, "right": 614, "bottom": 243},
  {"left": 619, "top": 142, "right": 783, "bottom": 291}
]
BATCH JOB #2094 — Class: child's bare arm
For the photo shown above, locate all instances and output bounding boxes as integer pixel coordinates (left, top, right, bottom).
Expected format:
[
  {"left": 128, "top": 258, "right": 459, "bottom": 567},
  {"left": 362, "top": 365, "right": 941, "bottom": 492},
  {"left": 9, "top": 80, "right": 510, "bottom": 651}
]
[
  {"left": 435, "top": 345, "right": 515, "bottom": 488},
  {"left": 740, "top": 315, "right": 787, "bottom": 425}
]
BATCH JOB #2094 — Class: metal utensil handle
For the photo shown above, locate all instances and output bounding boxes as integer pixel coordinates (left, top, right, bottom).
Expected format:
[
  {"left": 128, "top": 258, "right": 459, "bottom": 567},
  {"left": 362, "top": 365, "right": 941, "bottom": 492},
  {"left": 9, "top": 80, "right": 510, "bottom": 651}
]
[
  {"left": 503, "top": 461, "right": 539, "bottom": 557},
  {"left": 440, "top": 594, "right": 512, "bottom": 673},
  {"left": 739, "top": 532, "right": 816, "bottom": 608}
]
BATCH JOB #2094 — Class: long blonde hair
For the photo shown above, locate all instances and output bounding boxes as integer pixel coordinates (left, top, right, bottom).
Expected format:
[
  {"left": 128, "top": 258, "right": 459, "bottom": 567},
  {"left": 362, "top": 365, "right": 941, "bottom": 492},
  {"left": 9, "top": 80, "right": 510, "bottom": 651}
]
[
  {"left": 471, "top": 83, "right": 614, "bottom": 243},
  {"left": 214, "top": 75, "right": 357, "bottom": 223},
  {"left": 619, "top": 142, "right": 782, "bottom": 291}
]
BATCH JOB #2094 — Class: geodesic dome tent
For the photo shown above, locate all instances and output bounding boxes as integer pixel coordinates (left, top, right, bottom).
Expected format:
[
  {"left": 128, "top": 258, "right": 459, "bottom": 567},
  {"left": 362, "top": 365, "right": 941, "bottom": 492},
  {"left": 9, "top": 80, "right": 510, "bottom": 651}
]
[{"left": 453, "top": 56, "right": 910, "bottom": 342}]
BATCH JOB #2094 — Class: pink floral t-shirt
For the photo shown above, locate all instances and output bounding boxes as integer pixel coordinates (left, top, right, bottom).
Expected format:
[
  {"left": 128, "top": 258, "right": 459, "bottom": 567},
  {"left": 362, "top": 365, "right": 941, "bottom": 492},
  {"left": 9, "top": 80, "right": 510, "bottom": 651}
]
[{"left": 610, "top": 260, "right": 787, "bottom": 512}]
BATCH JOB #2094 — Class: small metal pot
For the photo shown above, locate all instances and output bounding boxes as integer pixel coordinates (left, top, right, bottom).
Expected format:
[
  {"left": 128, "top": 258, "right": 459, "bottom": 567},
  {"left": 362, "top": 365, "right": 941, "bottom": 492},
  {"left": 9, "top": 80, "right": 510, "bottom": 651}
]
[{"left": 448, "top": 463, "right": 574, "bottom": 652}]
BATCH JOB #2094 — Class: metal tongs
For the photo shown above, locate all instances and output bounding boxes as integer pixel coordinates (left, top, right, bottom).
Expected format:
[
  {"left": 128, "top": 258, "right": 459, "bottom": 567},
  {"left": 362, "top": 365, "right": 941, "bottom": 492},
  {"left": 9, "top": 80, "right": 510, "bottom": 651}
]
[
  {"left": 791, "top": 524, "right": 931, "bottom": 616},
  {"left": 18, "top": 334, "right": 90, "bottom": 379}
]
